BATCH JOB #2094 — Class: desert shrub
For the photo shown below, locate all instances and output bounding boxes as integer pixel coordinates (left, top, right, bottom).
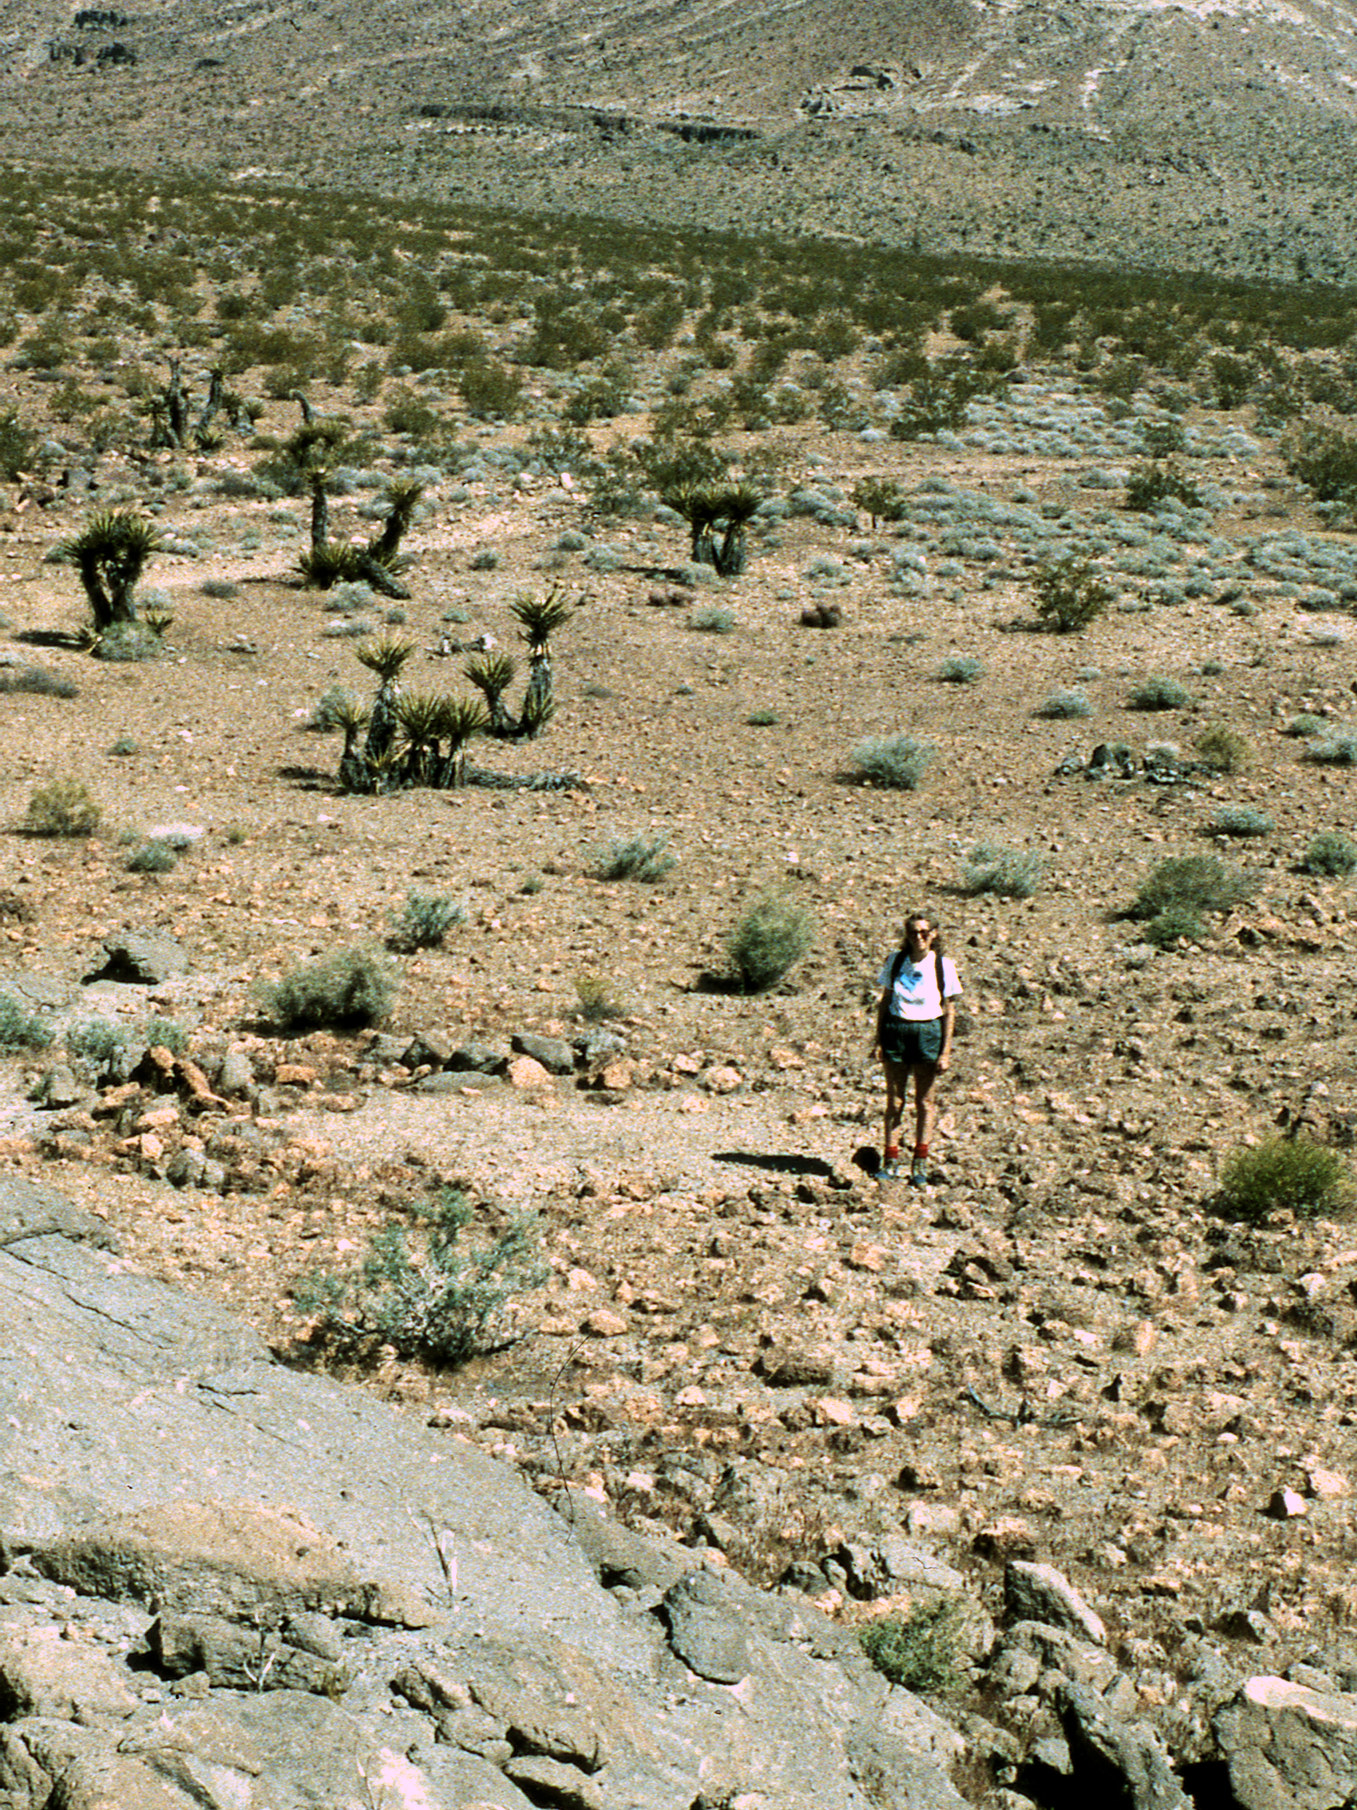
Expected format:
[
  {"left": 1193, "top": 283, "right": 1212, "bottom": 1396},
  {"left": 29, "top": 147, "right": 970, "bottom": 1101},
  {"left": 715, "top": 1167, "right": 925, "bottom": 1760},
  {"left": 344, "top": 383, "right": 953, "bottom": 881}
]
[
  {"left": 459, "top": 358, "right": 523, "bottom": 420},
  {"left": 1283, "top": 412, "right": 1357, "bottom": 504},
  {"left": 936, "top": 656, "right": 982, "bottom": 684},
  {"left": 1124, "top": 461, "right": 1203, "bottom": 511},
  {"left": 0, "top": 994, "right": 52, "bottom": 1052},
  {"left": 1035, "top": 689, "right": 1092, "bottom": 719},
  {"left": 1306, "top": 734, "right": 1357, "bottom": 767},
  {"left": 94, "top": 621, "right": 160, "bottom": 662},
  {"left": 1131, "top": 853, "right": 1256, "bottom": 920},
  {"left": 386, "top": 891, "right": 465, "bottom": 952},
  {"left": 260, "top": 946, "right": 397, "bottom": 1031},
  {"left": 0, "top": 409, "right": 39, "bottom": 480},
  {"left": 1217, "top": 1138, "right": 1353, "bottom": 1223},
  {"left": 1284, "top": 713, "right": 1328, "bottom": 738},
  {"left": 727, "top": 892, "right": 814, "bottom": 994},
  {"left": 108, "top": 735, "right": 138, "bottom": 756},
  {"left": 1142, "top": 904, "right": 1206, "bottom": 948},
  {"left": 1195, "top": 722, "right": 1252, "bottom": 773},
  {"left": 66, "top": 1017, "right": 132, "bottom": 1075},
  {"left": 1031, "top": 556, "right": 1111, "bottom": 632},
  {"left": 689, "top": 606, "right": 736, "bottom": 634},
  {"left": 860, "top": 1601, "right": 963, "bottom": 1695},
  {"left": 0, "top": 664, "right": 76, "bottom": 698},
  {"left": 847, "top": 735, "right": 933, "bottom": 790},
  {"left": 1304, "top": 831, "right": 1357, "bottom": 877},
  {"left": 23, "top": 779, "right": 100, "bottom": 837},
  {"left": 201, "top": 577, "right": 240, "bottom": 599},
  {"left": 589, "top": 833, "right": 676, "bottom": 883},
  {"left": 575, "top": 971, "right": 622, "bottom": 1022},
  {"left": 851, "top": 476, "right": 906, "bottom": 526},
  {"left": 293, "top": 1187, "right": 544, "bottom": 1365},
  {"left": 125, "top": 839, "right": 178, "bottom": 873},
  {"left": 961, "top": 844, "right": 1043, "bottom": 898},
  {"left": 1128, "top": 675, "right": 1193, "bottom": 711},
  {"left": 308, "top": 685, "right": 363, "bottom": 732},
  {"left": 1207, "top": 806, "right": 1273, "bottom": 838},
  {"left": 747, "top": 708, "right": 778, "bottom": 726}
]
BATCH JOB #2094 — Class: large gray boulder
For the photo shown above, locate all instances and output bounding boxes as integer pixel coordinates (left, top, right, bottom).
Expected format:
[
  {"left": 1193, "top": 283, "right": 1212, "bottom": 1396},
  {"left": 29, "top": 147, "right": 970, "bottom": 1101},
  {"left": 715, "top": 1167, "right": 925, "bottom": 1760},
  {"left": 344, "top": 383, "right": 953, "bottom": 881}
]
[
  {"left": 1215, "top": 1674, "right": 1357, "bottom": 1809},
  {"left": 0, "top": 1174, "right": 971, "bottom": 1810}
]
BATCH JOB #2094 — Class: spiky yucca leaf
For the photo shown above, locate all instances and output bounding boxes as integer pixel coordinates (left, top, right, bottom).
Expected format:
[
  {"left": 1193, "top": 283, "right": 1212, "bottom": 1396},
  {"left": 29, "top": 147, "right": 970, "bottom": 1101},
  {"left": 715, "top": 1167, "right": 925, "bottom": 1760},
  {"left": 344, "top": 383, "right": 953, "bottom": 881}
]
[
  {"left": 464, "top": 651, "right": 516, "bottom": 699},
  {"left": 354, "top": 635, "right": 415, "bottom": 682},
  {"left": 58, "top": 509, "right": 162, "bottom": 567},
  {"left": 518, "top": 686, "right": 557, "bottom": 738},
  {"left": 710, "top": 481, "right": 763, "bottom": 526},
  {"left": 298, "top": 540, "right": 367, "bottom": 588},
  {"left": 509, "top": 586, "right": 574, "bottom": 651},
  {"left": 393, "top": 691, "right": 447, "bottom": 742},
  {"left": 434, "top": 696, "right": 488, "bottom": 749}
]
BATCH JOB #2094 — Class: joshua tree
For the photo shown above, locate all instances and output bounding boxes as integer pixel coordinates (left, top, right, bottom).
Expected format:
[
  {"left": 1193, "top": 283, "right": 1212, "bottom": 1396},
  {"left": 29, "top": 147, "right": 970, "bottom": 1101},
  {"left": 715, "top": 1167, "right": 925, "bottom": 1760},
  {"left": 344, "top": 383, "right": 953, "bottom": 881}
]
[
  {"left": 432, "top": 697, "right": 488, "bottom": 788},
  {"left": 464, "top": 651, "right": 517, "bottom": 737},
  {"left": 354, "top": 634, "right": 414, "bottom": 768},
  {"left": 509, "top": 587, "right": 573, "bottom": 736},
  {"left": 659, "top": 481, "right": 763, "bottom": 576},
  {"left": 331, "top": 694, "right": 372, "bottom": 794},
  {"left": 58, "top": 509, "right": 161, "bottom": 630}
]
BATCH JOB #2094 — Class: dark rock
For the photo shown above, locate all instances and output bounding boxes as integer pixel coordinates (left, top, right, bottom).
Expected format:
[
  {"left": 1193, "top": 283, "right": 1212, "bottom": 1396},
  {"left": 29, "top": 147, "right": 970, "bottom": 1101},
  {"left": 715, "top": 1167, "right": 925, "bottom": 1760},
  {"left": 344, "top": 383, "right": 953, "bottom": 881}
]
[
  {"left": 446, "top": 1039, "right": 510, "bottom": 1075},
  {"left": 86, "top": 930, "right": 188, "bottom": 985},
  {"left": 147, "top": 1609, "right": 350, "bottom": 1695},
  {"left": 662, "top": 1569, "right": 752, "bottom": 1683},
  {"left": 1059, "top": 1680, "right": 1192, "bottom": 1810},
  {"left": 559, "top": 1489, "right": 696, "bottom": 1594},
  {"left": 0, "top": 1174, "right": 117, "bottom": 1252},
  {"left": 402, "top": 1029, "right": 458, "bottom": 1068},
  {"left": 216, "top": 1049, "right": 255, "bottom": 1096},
  {"left": 511, "top": 1031, "right": 575, "bottom": 1074}
]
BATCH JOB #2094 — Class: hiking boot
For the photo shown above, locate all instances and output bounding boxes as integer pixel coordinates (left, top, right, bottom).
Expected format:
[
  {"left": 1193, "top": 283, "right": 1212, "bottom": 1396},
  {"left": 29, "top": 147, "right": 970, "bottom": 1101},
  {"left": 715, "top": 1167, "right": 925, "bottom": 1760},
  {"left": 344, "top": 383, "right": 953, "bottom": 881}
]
[
  {"left": 877, "top": 1155, "right": 902, "bottom": 1181},
  {"left": 909, "top": 1157, "right": 928, "bottom": 1188}
]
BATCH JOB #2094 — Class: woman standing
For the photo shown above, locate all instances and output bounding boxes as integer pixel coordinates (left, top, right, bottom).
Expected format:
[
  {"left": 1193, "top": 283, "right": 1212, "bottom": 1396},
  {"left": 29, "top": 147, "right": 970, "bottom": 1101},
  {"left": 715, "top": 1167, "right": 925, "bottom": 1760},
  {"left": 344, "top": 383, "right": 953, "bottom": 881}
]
[{"left": 873, "top": 912, "right": 962, "bottom": 1185}]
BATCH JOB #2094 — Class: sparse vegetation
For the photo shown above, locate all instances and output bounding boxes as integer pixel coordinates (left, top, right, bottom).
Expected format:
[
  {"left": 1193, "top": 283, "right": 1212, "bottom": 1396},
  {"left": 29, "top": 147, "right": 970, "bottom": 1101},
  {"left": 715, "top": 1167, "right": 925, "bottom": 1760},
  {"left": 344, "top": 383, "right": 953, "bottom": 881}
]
[
  {"left": 1207, "top": 806, "right": 1273, "bottom": 838},
  {"left": 1304, "top": 831, "right": 1357, "bottom": 877},
  {"left": 22, "top": 779, "right": 100, "bottom": 838},
  {"left": 961, "top": 844, "right": 1043, "bottom": 898},
  {"left": 293, "top": 1187, "right": 545, "bottom": 1365},
  {"left": 860, "top": 1601, "right": 964, "bottom": 1695},
  {"left": 0, "top": 994, "right": 53, "bottom": 1052},
  {"left": 125, "top": 839, "right": 178, "bottom": 873},
  {"left": 727, "top": 892, "right": 814, "bottom": 993},
  {"left": 1305, "top": 733, "right": 1357, "bottom": 767},
  {"left": 1217, "top": 1138, "right": 1353, "bottom": 1223},
  {"left": 847, "top": 735, "right": 933, "bottom": 790},
  {"left": 260, "top": 947, "right": 397, "bottom": 1031},
  {"left": 936, "top": 656, "right": 983, "bottom": 684},
  {"left": 1035, "top": 689, "right": 1093, "bottom": 719},
  {"left": 575, "top": 971, "right": 622, "bottom": 1021},
  {"left": 386, "top": 891, "right": 465, "bottom": 952},
  {"left": 1131, "top": 853, "right": 1257, "bottom": 922},
  {"left": 1128, "top": 675, "right": 1193, "bottom": 711},
  {"left": 1195, "top": 723, "right": 1253, "bottom": 773},
  {"left": 1031, "top": 556, "right": 1112, "bottom": 633},
  {"left": 589, "top": 834, "right": 676, "bottom": 883}
]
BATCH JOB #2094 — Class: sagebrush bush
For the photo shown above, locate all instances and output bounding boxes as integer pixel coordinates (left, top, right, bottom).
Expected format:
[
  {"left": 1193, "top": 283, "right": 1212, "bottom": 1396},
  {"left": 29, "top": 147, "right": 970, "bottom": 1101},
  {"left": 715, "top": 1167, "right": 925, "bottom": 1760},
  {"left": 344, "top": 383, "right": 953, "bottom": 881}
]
[
  {"left": 688, "top": 605, "right": 736, "bottom": 634},
  {"left": 727, "top": 892, "right": 814, "bottom": 993},
  {"left": 860, "top": 1601, "right": 964, "bottom": 1695},
  {"left": 0, "top": 994, "right": 53, "bottom": 1052},
  {"left": 1304, "top": 831, "right": 1357, "bottom": 877},
  {"left": 590, "top": 833, "right": 676, "bottom": 883},
  {"left": 936, "top": 656, "right": 983, "bottom": 684},
  {"left": 1284, "top": 713, "right": 1328, "bottom": 738},
  {"left": 0, "top": 664, "right": 77, "bottom": 698},
  {"left": 575, "top": 971, "right": 622, "bottom": 1022},
  {"left": 961, "top": 844, "right": 1043, "bottom": 898},
  {"left": 1143, "top": 904, "right": 1206, "bottom": 948},
  {"left": 1195, "top": 722, "right": 1252, "bottom": 773},
  {"left": 1128, "top": 674, "right": 1193, "bottom": 711},
  {"left": 1035, "top": 688, "right": 1092, "bottom": 720},
  {"left": 1306, "top": 734, "right": 1357, "bottom": 767},
  {"left": 125, "top": 839, "right": 178, "bottom": 873},
  {"left": 1217, "top": 1138, "right": 1353, "bottom": 1223},
  {"left": 1124, "top": 460, "right": 1203, "bottom": 511},
  {"left": 293, "top": 1187, "right": 544, "bottom": 1365},
  {"left": 261, "top": 946, "right": 397, "bottom": 1030},
  {"left": 23, "top": 779, "right": 100, "bottom": 837},
  {"left": 1031, "top": 555, "right": 1111, "bottom": 632},
  {"left": 1207, "top": 806, "right": 1273, "bottom": 838},
  {"left": 1131, "top": 854, "right": 1256, "bottom": 920},
  {"left": 386, "top": 891, "right": 465, "bottom": 952},
  {"left": 847, "top": 734, "right": 933, "bottom": 790}
]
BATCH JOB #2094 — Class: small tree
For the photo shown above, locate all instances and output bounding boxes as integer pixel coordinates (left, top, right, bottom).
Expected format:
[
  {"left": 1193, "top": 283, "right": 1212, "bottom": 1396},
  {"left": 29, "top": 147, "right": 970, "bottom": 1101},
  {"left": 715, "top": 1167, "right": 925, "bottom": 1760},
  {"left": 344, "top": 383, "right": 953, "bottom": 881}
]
[
  {"left": 1031, "top": 555, "right": 1111, "bottom": 632},
  {"left": 660, "top": 482, "right": 763, "bottom": 576},
  {"left": 510, "top": 586, "right": 573, "bottom": 735},
  {"left": 58, "top": 510, "right": 162, "bottom": 631},
  {"left": 851, "top": 476, "right": 906, "bottom": 527}
]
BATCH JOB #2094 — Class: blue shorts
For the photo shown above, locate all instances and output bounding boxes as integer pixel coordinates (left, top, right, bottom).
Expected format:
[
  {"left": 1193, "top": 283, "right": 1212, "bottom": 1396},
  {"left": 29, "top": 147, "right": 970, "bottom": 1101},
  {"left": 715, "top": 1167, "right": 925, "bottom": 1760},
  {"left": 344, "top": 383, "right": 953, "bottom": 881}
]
[{"left": 881, "top": 1016, "right": 943, "bottom": 1068}]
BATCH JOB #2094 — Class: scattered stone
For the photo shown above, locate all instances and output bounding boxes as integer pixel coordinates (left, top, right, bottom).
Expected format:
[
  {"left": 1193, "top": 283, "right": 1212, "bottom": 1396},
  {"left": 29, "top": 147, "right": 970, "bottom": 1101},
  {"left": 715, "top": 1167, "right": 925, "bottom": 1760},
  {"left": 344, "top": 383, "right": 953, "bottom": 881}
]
[
  {"left": 511, "top": 1032, "right": 575, "bottom": 1074},
  {"left": 662, "top": 1569, "right": 751, "bottom": 1684},
  {"left": 1006, "top": 1560, "right": 1107, "bottom": 1646},
  {"left": 1215, "top": 1675, "right": 1357, "bottom": 1810},
  {"left": 86, "top": 930, "right": 188, "bottom": 985}
]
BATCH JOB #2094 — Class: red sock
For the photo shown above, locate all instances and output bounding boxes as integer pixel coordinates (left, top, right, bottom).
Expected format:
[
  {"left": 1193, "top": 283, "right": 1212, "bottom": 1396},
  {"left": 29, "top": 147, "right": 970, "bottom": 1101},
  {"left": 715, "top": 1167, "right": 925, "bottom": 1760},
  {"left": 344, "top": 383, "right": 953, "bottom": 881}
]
[
  {"left": 914, "top": 1143, "right": 929, "bottom": 1159},
  {"left": 885, "top": 1144, "right": 900, "bottom": 1159}
]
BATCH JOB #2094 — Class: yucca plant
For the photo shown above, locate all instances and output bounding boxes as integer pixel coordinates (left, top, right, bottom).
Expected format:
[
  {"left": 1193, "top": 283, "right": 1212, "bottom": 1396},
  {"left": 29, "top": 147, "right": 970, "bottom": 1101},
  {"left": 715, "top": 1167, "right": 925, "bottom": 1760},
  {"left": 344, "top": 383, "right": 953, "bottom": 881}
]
[
  {"left": 510, "top": 587, "right": 573, "bottom": 737},
  {"left": 331, "top": 694, "right": 372, "bottom": 794},
  {"left": 464, "top": 651, "right": 517, "bottom": 736},
  {"left": 660, "top": 481, "right": 763, "bottom": 575},
  {"left": 355, "top": 635, "right": 414, "bottom": 766},
  {"left": 432, "top": 696, "right": 487, "bottom": 788},
  {"left": 298, "top": 539, "right": 367, "bottom": 588},
  {"left": 368, "top": 478, "right": 424, "bottom": 567},
  {"left": 393, "top": 690, "right": 446, "bottom": 787},
  {"left": 58, "top": 510, "right": 162, "bottom": 630}
]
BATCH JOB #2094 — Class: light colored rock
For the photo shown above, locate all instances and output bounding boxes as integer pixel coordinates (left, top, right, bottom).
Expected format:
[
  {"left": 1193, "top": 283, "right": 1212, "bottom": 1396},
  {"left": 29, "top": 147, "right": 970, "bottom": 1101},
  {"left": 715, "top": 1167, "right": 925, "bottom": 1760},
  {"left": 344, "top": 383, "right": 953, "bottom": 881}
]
[
  {"left": 1006, "top": 1560, "right": 1107, "bottom": 1647},
  {"left": 507, "top": 1055, "right": 553, "bottom": 1090}
]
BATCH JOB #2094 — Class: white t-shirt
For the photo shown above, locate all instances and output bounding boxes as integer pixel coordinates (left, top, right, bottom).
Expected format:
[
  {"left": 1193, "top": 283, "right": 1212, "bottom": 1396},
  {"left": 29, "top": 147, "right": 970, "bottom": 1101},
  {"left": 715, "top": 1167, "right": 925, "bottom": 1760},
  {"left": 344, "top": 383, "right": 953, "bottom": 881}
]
[{"left": 878, "top": 949, "right": 962, "bottom": 1021}]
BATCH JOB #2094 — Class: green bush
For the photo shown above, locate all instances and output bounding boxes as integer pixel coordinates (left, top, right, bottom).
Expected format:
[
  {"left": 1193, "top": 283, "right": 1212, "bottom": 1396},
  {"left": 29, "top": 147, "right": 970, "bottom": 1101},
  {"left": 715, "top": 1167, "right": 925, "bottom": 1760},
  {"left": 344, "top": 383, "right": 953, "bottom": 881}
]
[
  {"left": 727, "top": 892, "right": 814, "bottom": 993},
  {"left": 850, "top": 476, "right": 906, "bottom": 526},
  {"left": 1131, "top": 854, "right": 1256, "bottom": 920},
  {"left": 847, "top": 735, "right": 933, "bottom": 790},
  {"left": 386, "top": 891, "right": 465, "bottom": 952},
  {"left": 860, "top": 1600, "right": 964, "bottom": 1695},
  {"left": 94, "top": 620, "right": 161, "bottom": 662},
  {"left": 1284, "top": 713, "right": 1328, "bottom": 738},
  {"left": 1306, "top": 734, "right": 1357, "bottom": 767},
  {"left": 1195, "top": 722, "right": 1252, "bottom": 773},
  {"left": 0, "top": 664, "right": 77, "bottom": 698},
  {"left": 589, "top": 833, "right": 676, "bottom": 883},
  {"left": 125, "top": 839, "right": 178, "bottom": 873},
  {"left": 1124, "top": 460, "right": 1203, "bottom": 511},
  {"left": 459, "top": 358, "right": 523, "bottom": 420},
  {"left": 293, "top": 1187, "right": 545, "bottom": 1365},
  {"left": 261, "top": 946, "right": 397, "bottom": 1031},
  {"left": 1031, "top": 556, "right": 1111, "bottom": 632},
  {"left": 936, "top": 656, "right": 983, "bottom": 684},
  {"left": 1217, "top": 1138, "right": 1353, "bottom": 1223},
  {"left": 1283, "top": 413, "right": 1357, "bottom": 504},
  {"left": 0, "top": 994, "right": 53, "bottom": 1052},
  {"left": 1143, "top": 905, "right": 1206, "bottom": 948},
  {"left": 1128, "top": 675, "right": 1193, "bottom": 711},
  {"left": 575, "top": 971, "right": 622, "bottom": 1022},
  {"left": 962, "top": 844, "right": 1043, "bottom": 898},
  {"left": 23, "top": 779, "right": 100, "bottom": 837},
  {"left": 1304, "top": 831, "right": 1357, "bottom": 877},
  {"left": 1207, "top": 806, "right": 1273, "bottom": 838},
  {"left": 688, "top": 606, "right": 737, "bottom": 634},
  {"left": 1035, "top": 689, "right": 1092, "bottom": 720}
]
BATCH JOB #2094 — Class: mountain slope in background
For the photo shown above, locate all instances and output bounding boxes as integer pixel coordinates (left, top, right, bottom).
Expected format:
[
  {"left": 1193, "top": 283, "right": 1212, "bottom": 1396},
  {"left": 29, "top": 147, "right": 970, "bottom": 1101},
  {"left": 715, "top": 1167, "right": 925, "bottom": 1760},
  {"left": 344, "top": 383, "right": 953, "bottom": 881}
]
[{"left": 3, "top": 0, "right": 1357, "bottom": 276}]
